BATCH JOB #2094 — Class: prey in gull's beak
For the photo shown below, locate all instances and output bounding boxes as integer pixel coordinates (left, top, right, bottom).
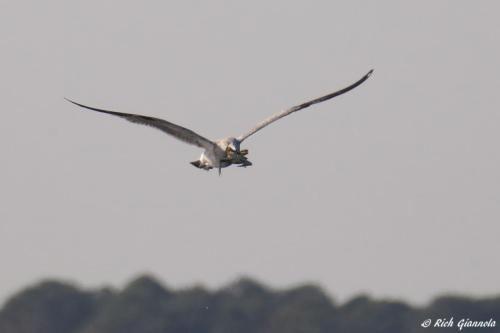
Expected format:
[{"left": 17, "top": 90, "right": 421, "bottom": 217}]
[{"left": 223, "top": 146, "right": 251, "bottom": 167}]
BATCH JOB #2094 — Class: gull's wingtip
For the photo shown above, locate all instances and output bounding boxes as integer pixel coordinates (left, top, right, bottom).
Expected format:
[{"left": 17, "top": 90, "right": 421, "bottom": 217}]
[
  {"left": 64, "top": 98, "right": 89, "bottom": 110},
  {"left": 64, "top": 97, "right": 78, "bottom": 105},
  {"left": 367, "top": 69, "right": 374, "bottom": 77}
]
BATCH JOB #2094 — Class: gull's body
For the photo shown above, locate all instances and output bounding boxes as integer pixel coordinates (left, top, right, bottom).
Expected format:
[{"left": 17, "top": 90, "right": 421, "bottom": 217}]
[
  {"left": 198, "top": 137, "right": 241, "bottom": 170},
  {"left": 67, "top": 70, "right": 373, "bottom": 174}
]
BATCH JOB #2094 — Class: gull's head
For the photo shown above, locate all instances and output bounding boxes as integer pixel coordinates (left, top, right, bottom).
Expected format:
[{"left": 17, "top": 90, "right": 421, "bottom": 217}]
[
  {"left": 229, "top": 138, "right": 240, "bottom": 152},
  {"left": 219, "top": 137, "right": 241, "bottom": 152}
]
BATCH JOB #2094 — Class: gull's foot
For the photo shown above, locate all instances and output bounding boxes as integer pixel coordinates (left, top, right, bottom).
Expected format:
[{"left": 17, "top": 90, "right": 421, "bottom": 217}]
[
  {"left": 191, "top": 160, "right": 202, "bottom": 168},
  {"left": 191, "top": 160, "right": 212, "bottom": 170}
]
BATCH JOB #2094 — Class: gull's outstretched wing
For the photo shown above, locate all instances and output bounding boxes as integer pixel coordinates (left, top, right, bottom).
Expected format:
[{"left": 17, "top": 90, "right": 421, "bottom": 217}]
[
  {"left": 237, "top": 69, "right": 373, "bottom": 142},
  {"left": 66, "top": 99, "right": 215, "bottom": 150}
]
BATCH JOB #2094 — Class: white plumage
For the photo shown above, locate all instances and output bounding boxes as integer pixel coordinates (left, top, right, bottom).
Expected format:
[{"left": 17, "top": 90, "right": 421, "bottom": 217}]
[{"left": 67, "top": 70, "right": 373, "bottom": 174}]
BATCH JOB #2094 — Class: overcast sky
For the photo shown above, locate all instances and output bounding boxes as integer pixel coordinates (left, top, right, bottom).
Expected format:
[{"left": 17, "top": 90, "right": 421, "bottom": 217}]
[{"left": 1, "top": 1, "right": 499, "bottom": 305}]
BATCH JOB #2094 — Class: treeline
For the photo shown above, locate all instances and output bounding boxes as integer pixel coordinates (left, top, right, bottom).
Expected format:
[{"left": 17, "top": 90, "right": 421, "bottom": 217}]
[{"left": 0, "top": 276, "right": 498, "bottom": 333}]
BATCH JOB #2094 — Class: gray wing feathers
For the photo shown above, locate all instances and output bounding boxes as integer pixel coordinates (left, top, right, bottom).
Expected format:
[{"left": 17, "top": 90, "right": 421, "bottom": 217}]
[
  {"left": 66, "top": 99, "right": 215, "bottom": 150},
  {"left": 237, "top": 69, "right": 373, "bottom": 142}
]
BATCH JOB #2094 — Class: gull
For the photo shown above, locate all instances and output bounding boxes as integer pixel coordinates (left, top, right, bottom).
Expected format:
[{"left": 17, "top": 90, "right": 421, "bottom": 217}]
[{"left": 66, "top": 69, "right": 373, "bottom": 174}]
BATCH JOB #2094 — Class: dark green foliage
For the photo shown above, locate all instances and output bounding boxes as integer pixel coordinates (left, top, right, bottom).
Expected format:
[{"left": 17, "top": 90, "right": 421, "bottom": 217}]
[
  {"left": 0, "top": 281, "right": 104, "bottom": 333},
  {"left": 408, "top": 295, "right": 500, "bottom": 333},
  {"left": 265, "top": 285, "right": 337, "bottom": 333},
  {"left": 0, "top": 277, "right": 499, "bottom": 333},
  {"left": 210, "top": 278, "right": 273, "bottom": 333},
  {"left": 77, "top": 275, "right": 173, "bottom": 333},
  {"left": 336, "top": 295, "right": 412, "bottom": 333}
]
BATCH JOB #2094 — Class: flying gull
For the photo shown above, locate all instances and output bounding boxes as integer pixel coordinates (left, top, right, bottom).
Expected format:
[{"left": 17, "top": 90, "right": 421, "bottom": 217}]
[{"left": 67, "top": 69, "right": 373, "bottom": 174}]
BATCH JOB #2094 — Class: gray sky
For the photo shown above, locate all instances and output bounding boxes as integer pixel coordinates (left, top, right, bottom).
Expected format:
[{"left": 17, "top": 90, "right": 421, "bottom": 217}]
[{"left": 1, "top": 0, "right": 499, "bottom": 305}]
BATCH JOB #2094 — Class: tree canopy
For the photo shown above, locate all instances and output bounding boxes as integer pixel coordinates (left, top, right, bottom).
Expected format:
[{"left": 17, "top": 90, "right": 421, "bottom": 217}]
[{"left": 0, "top": 276, "right": 498, "bottom": 333}]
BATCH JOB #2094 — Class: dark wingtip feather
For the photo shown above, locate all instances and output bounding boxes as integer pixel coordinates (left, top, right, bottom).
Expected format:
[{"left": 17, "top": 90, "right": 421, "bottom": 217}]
[
  {"left": 64, "top": 98, "right": 96, "bottom": 110},
  {"left": 64, "top": 98, "right": 120, "bottom": 115},
  {"left": 64, "top": 97, "right": 76, "bottom": 105}
]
